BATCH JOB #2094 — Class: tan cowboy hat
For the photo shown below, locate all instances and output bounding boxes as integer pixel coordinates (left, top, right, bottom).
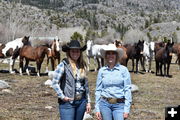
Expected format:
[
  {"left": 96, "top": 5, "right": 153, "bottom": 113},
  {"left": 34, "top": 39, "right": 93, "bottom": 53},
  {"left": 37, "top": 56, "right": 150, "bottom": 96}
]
[
  {"left": 62, "top": 40, "right": 87, "bottom": 52},
  {"left": 101, "top": 44, "right": 124, "bottom": 58}
]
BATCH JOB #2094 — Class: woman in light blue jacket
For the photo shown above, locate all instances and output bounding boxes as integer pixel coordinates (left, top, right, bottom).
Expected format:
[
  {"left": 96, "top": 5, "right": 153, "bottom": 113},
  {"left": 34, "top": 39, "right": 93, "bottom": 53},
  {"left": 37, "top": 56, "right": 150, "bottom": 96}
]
[{"left": 95, "top": 44, "right": 132, "bottom": 120}]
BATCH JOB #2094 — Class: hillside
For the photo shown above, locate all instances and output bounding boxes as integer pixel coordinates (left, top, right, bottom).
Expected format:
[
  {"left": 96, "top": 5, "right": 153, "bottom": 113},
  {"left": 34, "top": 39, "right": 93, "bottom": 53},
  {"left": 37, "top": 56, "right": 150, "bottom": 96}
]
[{"left": 0, "top": 0, "right": 180, "bottom": 43}]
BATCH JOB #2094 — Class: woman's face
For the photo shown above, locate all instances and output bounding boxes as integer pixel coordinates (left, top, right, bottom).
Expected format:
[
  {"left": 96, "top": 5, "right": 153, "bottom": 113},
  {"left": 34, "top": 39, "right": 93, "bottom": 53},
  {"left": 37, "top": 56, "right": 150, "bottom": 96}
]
[
  {"left": 106, "top": 51, "right": 117, "bottom": 65},
  {"left": 69, "top": 48, "right": 81, "bottom": 61}
]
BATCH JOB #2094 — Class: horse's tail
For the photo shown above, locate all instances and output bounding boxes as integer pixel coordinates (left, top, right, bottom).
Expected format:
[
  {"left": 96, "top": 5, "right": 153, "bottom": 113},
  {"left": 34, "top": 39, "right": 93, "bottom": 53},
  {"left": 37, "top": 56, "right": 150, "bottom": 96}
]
[{"left": 12, "top": 46, "right": 20, "bottom": 59}]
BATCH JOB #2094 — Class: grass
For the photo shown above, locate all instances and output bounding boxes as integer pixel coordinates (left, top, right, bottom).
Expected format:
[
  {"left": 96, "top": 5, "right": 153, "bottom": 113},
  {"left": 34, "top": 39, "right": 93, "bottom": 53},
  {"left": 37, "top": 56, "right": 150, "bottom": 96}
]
[{"left": 0, "top": 56, "right": 180, "bottom": 120}]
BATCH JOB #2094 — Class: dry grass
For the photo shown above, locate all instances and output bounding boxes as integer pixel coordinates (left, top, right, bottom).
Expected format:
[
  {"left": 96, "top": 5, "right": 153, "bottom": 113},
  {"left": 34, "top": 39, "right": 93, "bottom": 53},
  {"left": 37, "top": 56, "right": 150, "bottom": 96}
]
[{"left": 0, "top": 57, "right": 180, "bottom": 120}]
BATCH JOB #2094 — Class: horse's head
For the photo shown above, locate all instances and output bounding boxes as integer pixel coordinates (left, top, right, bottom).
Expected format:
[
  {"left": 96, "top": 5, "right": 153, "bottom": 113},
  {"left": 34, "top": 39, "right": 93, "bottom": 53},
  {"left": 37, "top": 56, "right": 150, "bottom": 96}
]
[
  {"left": 52, "top": 39, "right": 60, "bottom": 52},
  {"left": 166, "top": 41, "right": 174, "bottom": 56},
  {"left": 135, "top": 40, "right": 144, "bottom": 55},
  {"left": 150, "top": 42, "right": 155, "bottom": 52},
  {"left": 22, "top": 36, "right": 30, "bottom": 45},
  {"left": 87, "top": 40, "right": 93, "bottom": 51}
]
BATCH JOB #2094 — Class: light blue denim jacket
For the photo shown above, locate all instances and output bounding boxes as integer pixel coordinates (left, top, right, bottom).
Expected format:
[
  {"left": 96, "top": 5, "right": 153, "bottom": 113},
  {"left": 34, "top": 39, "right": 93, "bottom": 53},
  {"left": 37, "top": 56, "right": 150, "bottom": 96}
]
[
  {"left": 52, "top": 59, "right": 91, "bottom": 103},
  {"left": 95, "top": 64, "right": 132, "bottom": 113}
]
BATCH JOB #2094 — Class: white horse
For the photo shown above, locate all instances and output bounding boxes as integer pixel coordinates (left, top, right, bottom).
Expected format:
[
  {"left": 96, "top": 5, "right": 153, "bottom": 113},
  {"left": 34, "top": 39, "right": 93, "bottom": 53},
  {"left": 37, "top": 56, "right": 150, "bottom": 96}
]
[
  {"left": 86, "top": 40, "right": 107, "bottom": 71},
  {"left": 1, "top": 36, "right": 30, "bottom": 73},
  {"left": 142, "top": 41, "right": 155, "bottom": 72}
]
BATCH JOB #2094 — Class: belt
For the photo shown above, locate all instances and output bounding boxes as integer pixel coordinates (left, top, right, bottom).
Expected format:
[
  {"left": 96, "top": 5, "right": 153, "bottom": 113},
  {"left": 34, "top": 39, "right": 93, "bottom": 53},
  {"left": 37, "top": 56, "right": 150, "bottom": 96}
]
[
  {"left": 74, "top": 93, "right": 84, "bottom": 100},
  {"left": 102, "top": 96, "right": 125, "bottom": 104}
]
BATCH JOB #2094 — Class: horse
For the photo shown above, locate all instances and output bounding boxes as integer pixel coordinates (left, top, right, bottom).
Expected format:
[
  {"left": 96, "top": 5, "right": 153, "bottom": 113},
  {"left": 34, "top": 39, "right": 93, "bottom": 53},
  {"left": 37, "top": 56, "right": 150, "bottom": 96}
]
[
  {"left": 114, "top": 40, "right": 128, "bottom": 66},
  {"left": 46, "top": 39, "right": 61, "bottom": 72},
  {"left": 141, "top": 41, "right": 155, "bottom": 73},
  {"left": 29, "top": 36, "right": 61, "bottom": 72},
  {"left": 172, "top": 43, "right": 180, "bottom": 70},
  {"left": 155, "top": 41, "right": 174, "bottom": 77},
  {"left": 19, "top": 45, "right": 50, "bottom": 77},
  {"left": 124, "top": 40, "right": 144, "bottom": 73},
  {"left": 1, "top": 36, "right": 30, "bottom": 73},
  {"left": 86, "top": 40, "right": 107, "bottom": 71}
]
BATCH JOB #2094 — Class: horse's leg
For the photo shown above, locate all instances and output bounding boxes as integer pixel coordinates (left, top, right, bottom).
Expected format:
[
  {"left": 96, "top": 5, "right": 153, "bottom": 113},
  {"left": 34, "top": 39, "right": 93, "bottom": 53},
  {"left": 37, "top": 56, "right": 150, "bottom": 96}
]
[
  {"left": 19, "top": 56, "right": 24, "bottom": 75},
  {"left": 9, "top": 57, "right": 15, "bottom": 74},
  {"left": 135, "top": 58, "right": 139, "bottom": 73},
  {"left": 167, "top": 62, "right": 170, "bottom": 76},
  {"left": 10, "top": 48, "right": 20, "bottom": 73},
  {"left": 94, "top": 56, "right": 97, "bottom": 71},
  {"left": 36, "top": 60, "right": 41, "bottom": 77},
  {"left": 101, "top": 57, "right": 104, "bottom": 67},
  {"left": 45, "top": 57, "right": 50, "bottom": 73},
  {"left": 149, "top": 58, "right": 152, "bottom": 73},
  {"left": 131, "top": 58, "right": 134, "bottom": 72},
  {"left": 140, "top": 56, "right": 146, "bottom": 72},
  {"left": 25, "top": 59, "right": 30, "bottom": 75},
  {"left": 163, "top": 63, "right": 166, "bottom": 77},
  {"left": 160, "top": 63, "right": 163, "bottom": 76},
  {"left": 87, "top": 57, "right": 90, "bottom": 71},
  {"left": 51, "top": 57, "right": 55, "bottom": 71},
  {"left": 97, "top": 58, "right": 100, "bottom": 70},
  {"left": 155, "top": 61, "right": 159, "bottom": 76}
]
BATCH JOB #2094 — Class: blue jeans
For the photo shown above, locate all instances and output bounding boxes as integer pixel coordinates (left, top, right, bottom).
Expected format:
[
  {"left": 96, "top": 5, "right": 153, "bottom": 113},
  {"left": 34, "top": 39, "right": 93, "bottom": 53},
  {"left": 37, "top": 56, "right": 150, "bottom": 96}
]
[
  {"left": 99, "top": 99, "right": 124, "bottom": 120},
  {"left": 59, "top": 98, "right": 87, "bottom": 120}
]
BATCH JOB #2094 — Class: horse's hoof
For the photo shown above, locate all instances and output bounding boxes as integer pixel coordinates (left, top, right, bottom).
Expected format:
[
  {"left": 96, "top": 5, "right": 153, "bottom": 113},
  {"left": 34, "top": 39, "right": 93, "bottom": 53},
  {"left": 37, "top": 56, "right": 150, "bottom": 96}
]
[{"left": 10, "top": 71, "right": 16, "bottom": 74}]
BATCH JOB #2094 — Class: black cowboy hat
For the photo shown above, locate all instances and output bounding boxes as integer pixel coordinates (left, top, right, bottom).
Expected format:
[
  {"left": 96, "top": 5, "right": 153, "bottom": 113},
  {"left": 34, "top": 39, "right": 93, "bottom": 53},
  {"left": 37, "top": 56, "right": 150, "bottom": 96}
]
[{"left": 62, "top": 40, "right": 87, "bottom": 52}]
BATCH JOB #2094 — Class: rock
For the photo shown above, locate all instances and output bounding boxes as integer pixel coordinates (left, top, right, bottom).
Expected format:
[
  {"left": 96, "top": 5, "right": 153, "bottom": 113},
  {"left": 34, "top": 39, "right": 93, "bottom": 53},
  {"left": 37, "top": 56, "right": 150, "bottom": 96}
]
[
  {"left": 48, "top": 71, "right": 54, "bottom": 79},
  {"left": 44, "top": 79, "right": 52, "bottom": 87},
  {"left": 83, "top": 112, "right": 93, "bottom": 120},
  {"left": 0, "top": 80, "right": 10, "bottom": 89},
  {"left": 45, "top": 106, "right": 53, "bottom": 110},
  {"left": 131, "top": 84, "right": 139, "bottom": 93},
  {"left": 2, "top": 89, "right": 13, "bottom": 94}
]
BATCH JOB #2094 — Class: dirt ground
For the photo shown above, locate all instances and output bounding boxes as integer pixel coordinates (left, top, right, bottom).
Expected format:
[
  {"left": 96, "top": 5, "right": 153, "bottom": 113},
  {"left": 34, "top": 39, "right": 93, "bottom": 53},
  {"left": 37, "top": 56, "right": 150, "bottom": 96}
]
[{"left": 0, "top": 59, "right": 180, "bottom": 120}]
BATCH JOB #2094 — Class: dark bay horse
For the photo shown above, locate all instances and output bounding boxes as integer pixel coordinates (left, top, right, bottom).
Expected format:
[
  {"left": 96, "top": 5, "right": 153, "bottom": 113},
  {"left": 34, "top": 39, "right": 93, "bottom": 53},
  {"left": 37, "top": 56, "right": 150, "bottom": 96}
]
[
  {"left": 1, "top": 36, "right": 30, "bottom": 73},
  {"left": 19, "top": 45, "right": 50, "bottom": 76},
  {"left": 155, "top": 41, "right": 174, "bottom": 77},
  {"left": 46, "top": 39, "right": 61, "bottom": 71},
  {"left": 124, "top": 40, "right": 144, "bottom": 73}
]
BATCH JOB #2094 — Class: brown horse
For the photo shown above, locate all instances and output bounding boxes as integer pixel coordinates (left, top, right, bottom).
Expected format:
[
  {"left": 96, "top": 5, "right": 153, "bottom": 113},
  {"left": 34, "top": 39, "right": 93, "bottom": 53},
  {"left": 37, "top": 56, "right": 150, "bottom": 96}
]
[
  {"left": 114, "top": 40, "right": 128, "bottom": 66},
  {"left": 155, "top": 41, "right": 174, "bottom": 77},
  {"left": 19, "top": 45, "right": 50, "bottom": 76},
  {"left": 46, "top": 39, "right": 61, "bottom": 72},
  {"left": 172, "top": 43, "right": 180, "bottom": 70}
]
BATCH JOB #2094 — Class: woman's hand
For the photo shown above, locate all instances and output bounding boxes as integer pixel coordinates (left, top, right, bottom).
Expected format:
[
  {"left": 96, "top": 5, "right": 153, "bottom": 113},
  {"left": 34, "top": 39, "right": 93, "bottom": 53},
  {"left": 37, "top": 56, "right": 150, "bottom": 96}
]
[
  {"left": 123, "top": 112, "right": 129, "bottom": 119},
  {"left": 96, "top": 112, "right": 102, "bottom": 120},
  {"left": 62, "top": 97, "right": 73, "bottom": 102},
  {"left": 86, "top": 103, "right": 91, "bottom": 113}
]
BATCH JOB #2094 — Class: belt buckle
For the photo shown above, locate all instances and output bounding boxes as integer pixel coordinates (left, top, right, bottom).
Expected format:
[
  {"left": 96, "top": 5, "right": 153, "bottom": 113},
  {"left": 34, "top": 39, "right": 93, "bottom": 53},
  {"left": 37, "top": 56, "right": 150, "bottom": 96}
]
[
  {"left": 108, "top": 98, "right": 117, "bottom": 104},
  {"left": 75, "top": 94, "right": 82, "bottom": 100}
]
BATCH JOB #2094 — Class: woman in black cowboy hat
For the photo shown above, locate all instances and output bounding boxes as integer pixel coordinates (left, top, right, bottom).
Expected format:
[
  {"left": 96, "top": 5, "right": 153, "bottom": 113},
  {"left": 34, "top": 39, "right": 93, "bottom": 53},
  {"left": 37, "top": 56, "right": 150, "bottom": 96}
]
[{"left": 52, "top": 40, "right": 91, "bottom": 120}]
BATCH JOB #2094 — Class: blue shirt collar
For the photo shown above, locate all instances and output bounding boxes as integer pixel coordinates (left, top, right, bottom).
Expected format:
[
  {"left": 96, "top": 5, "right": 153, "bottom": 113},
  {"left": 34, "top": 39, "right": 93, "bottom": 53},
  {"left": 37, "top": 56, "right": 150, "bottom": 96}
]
[{"left": 104, "top": 64, "right": 120, "bottom": 71}]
